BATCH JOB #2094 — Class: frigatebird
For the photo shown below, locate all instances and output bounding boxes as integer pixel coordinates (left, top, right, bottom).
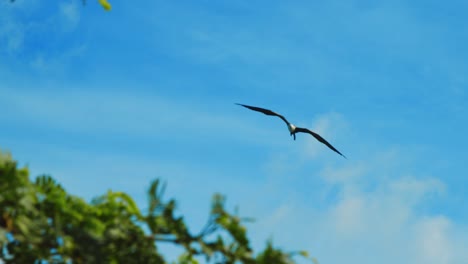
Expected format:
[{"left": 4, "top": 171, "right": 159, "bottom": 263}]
[{"left": 236, "top": 103, "right": 346, "bottom": 159}]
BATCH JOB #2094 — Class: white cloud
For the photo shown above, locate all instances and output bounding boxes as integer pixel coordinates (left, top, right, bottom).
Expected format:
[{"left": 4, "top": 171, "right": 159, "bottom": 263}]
[
  {"left": 412, "top": 216, "right": 453, "bottom": 264},
  {"left": 0, "top": 0, "right": 83, "bottom": 72},
  {"left": 0, "top": 86, "right": 286, "bottom": 148},
  {"left": 29, "top": 43, "right": 87, "bottom": 73},
  {"left": 330, "top": 195, "right": 365, "bottom": 237},
  {"left": 59, "top": 1, "right": 81, "bottom": 32},
  {"left": 0, "top": 18, "right": 25, "bottom": 54},
  {"left": 300, "top": 112, "right": 349, "bottom": 160},
  {"left": 320, "top": 163, "right": 368, "bottom": 185},
  {"left": 249, "top": 111, "right": 467, "bottom": 264},
  {"left": 254, "top": 146, "right": 468, "bottom": 264},
  {"left": 0, "top": 0, "right": 41, "bottom": 55}
]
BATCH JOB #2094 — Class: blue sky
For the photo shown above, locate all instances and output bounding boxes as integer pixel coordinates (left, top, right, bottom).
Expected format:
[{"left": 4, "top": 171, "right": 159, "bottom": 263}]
[{"left": 1, "top": 0, "right": 468, "bottom": 263}]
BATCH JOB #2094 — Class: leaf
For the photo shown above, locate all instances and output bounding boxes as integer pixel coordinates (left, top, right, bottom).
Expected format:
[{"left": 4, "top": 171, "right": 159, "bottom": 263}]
[
  {"left": 112, "top": 192, "right": 142, "bottom": 218},
  {"left": 0, "top": 228, "right": 7, "bottom": 244},
  {"left": 98, "top": 0, "right": 111, "bottom": 11}
]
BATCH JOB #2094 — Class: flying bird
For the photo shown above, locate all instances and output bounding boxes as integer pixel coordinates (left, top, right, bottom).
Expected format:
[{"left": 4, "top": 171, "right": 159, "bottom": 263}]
[{"left": 236, "top": 103, "right": 346, "bottom": 159}]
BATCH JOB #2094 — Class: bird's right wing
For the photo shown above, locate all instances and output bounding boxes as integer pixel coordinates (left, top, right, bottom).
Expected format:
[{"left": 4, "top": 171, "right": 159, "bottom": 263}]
[{"left": 235, "top": 103, "right": 290, "bottom": 125}]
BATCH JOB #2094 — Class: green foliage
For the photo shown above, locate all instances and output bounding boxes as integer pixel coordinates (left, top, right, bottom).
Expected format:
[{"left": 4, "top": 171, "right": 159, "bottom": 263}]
[{"left": 0, "top": 149, "right": 315, "bottom": 263}]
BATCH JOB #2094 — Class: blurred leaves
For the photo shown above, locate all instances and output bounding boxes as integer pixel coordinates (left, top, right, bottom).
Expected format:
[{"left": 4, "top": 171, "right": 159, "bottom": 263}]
[
  {"left": 8, "top": 0, "right": 112, "bottom": 11},
  {"left": 0, "top": 149, "right": 315, "bottom": 263},
  {"left": 98, "top": 0, "right": 111, "bottom": 11}
]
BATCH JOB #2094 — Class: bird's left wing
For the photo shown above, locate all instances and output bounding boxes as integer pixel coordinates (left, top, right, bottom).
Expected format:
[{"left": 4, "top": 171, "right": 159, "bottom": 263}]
[{"left": 295, "top": 127, "right": 347, "bottom": 158}]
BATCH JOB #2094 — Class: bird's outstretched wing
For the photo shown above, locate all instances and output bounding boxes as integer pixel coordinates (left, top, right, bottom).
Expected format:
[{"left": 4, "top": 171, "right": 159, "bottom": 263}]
[
  {"left": 236, "top": 103, "right": 290, "bottom": 126},
  {"left": 295, "top": 127, "right": 347, "bottom": 158}
]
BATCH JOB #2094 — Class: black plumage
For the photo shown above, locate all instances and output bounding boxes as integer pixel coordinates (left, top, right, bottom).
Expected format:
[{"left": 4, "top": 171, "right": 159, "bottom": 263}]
[{"left": 236, "top": 103, "right": 346, "bottom": 159}]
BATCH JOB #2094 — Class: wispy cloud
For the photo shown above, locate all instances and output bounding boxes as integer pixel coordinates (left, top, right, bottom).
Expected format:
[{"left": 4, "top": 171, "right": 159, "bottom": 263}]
[
  {"left": 251, "top": 143, "right": 468, "bottom": 264},
  {"left": 0, "top": 19, "right": 24, "bottom": 53},
  {"left": 0, "top": 86, "right": 289, "bottom": 148},
  {"left": 243, "top": 109, "right": 467, "bottom": 264},
  {"left": 59, "top": 1, "right": 81, "bottom": 32},
  {"left": 29, "top": 43, "right": 87, "bottom": 73},
  {"left": 0, "top": 0, "right": 85, "bottom": 74}
]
